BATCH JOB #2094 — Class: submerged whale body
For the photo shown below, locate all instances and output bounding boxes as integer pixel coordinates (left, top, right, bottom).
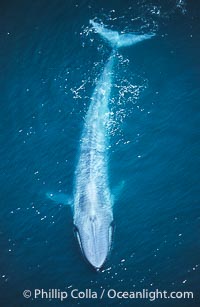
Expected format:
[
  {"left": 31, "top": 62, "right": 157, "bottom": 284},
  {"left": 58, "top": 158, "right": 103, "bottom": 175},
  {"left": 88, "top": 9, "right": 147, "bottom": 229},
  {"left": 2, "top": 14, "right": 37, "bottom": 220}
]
[
  {"left": 73, "top": 21, "right": 155, "bottom": 269},
  {"left": 47, "top": 20, "right": 155, "bottom": 270}
]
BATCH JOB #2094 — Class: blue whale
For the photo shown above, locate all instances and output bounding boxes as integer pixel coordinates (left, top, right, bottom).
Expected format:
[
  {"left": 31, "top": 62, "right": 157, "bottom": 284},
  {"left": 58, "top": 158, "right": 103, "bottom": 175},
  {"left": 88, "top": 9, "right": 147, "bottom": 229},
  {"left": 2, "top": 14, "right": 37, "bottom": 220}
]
[{"left": 47, "top": 20, "right": 155, "bottom": 269}]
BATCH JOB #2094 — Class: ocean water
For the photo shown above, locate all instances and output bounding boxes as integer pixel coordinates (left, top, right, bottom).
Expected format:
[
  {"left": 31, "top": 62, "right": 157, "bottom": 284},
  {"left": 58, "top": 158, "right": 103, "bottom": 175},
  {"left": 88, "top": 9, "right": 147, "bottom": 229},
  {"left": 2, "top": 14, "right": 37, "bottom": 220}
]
[{"left": 0, "top": 0, "right": 200, "bottom": 306}]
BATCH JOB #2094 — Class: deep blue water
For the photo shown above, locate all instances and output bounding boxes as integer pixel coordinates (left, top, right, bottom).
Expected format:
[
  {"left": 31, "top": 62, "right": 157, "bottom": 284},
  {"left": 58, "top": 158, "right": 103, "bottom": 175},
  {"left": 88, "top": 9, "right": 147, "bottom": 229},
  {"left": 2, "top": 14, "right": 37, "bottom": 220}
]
[{"left": 0, "top": 0, "right": 200, "bottom": 306}]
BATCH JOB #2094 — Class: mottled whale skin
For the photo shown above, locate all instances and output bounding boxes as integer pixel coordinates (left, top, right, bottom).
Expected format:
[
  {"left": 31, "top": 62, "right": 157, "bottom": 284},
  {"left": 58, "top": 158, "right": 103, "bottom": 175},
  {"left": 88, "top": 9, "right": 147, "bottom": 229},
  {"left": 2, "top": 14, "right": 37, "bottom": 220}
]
[
  {"left": 73, "top": 21, "right": 155, "bottom": 269},
  {"left": 73, "top": 53, "right": 115, "bottom": 269}
]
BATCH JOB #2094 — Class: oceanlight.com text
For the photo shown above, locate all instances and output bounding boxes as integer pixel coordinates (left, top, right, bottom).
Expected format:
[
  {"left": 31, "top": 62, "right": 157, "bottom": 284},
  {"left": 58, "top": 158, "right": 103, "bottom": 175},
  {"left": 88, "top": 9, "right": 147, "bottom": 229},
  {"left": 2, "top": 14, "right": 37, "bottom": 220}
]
[{"left": 23, "top": 288, "right": 194, "bottom": 301}]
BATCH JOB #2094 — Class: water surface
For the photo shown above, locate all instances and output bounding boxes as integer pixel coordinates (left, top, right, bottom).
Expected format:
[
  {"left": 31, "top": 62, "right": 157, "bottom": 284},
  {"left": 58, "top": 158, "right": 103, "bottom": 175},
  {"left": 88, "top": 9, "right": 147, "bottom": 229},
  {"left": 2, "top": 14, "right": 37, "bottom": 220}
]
[{"left": 0, "top": 0, "right": 200, "bottom": 306}]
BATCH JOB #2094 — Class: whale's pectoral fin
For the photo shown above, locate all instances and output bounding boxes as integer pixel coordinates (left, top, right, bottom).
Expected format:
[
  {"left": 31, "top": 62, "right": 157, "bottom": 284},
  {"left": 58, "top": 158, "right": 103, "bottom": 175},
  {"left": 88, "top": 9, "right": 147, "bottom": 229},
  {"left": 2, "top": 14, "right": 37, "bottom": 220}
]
[
  {"left": 46, "top": 192, "right": 73, "bottom": 206},
  {"left": 112, "top": 180, "right": 125, "bottom": 204}
]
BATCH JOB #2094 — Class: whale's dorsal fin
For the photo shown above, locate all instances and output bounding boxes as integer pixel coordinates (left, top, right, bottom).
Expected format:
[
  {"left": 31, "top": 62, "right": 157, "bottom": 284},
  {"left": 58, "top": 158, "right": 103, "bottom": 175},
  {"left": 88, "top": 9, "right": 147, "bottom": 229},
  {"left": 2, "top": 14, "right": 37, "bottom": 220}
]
[{"left": 46, "top": 192, "right": 73, "bottom": 206}]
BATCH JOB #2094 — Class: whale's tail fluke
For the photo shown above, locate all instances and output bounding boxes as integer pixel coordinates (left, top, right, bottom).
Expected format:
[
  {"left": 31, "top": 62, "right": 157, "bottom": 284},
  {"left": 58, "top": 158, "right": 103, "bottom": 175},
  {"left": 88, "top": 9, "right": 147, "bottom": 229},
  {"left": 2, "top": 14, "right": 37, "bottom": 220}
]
[{"left": 90, "top": 20, "right": 155, "bottom": 49}]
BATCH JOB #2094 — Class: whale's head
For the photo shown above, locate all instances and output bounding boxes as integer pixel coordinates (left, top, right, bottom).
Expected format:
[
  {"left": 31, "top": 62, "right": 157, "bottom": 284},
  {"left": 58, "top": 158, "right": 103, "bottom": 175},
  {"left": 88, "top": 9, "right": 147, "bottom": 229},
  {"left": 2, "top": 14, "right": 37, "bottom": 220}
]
[{"left": 74, "top": 212, "right": 114, "bottom": 270}]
